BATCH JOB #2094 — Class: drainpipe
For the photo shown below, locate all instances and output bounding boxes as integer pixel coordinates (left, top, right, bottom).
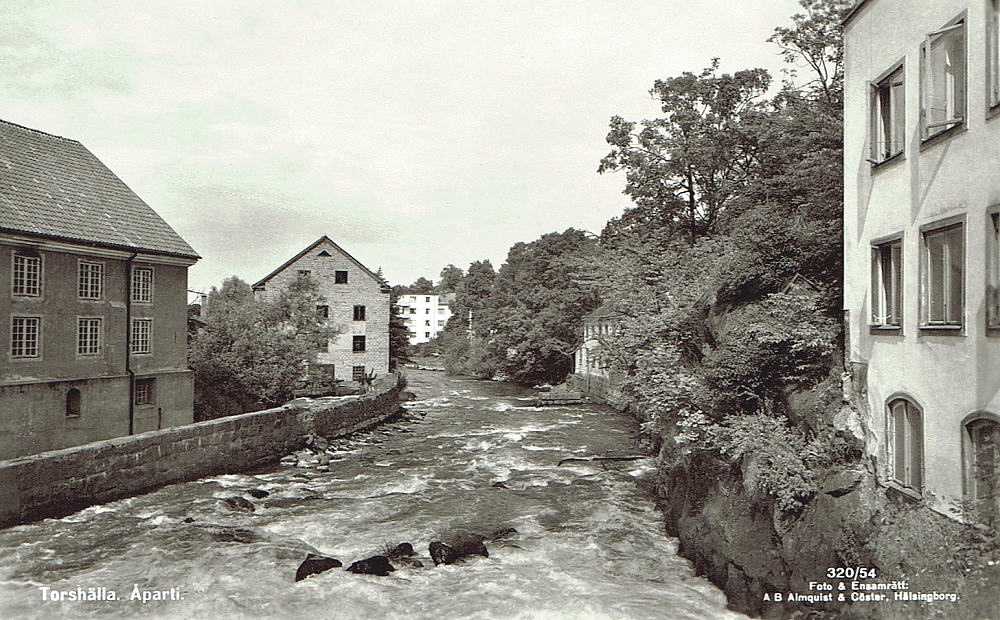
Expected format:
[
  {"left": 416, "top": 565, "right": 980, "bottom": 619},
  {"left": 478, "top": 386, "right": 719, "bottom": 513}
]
[{"left": 126, "top": 252, "right": 137, "bottom": 436}]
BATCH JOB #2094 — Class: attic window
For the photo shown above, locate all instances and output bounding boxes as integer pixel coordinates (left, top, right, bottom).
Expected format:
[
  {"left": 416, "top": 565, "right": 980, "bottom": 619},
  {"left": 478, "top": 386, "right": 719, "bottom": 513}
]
[
  {"left": 318, "top": 251, "right": 332, "bottom": 257},
  {"left": 335, "top": 270, "right": 348, "bottom": 284}
]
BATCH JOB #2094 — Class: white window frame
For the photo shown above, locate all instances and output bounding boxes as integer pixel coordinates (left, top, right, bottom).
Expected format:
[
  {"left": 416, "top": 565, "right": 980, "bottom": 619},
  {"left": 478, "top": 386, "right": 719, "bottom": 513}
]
[
  {"left": 871, "top": 237, "right": 903, "bottom": 328},
  {"left": 869, "top": 64, "right": 905, "bottom": 163},
  {"left": 134, "top": 378, "right": 155, "bottom": 406},
  {"left": 921, "top": 18, "right": 966, "bottom": 139},
  {"left": 352, "top": 365, "right": 365, "bottom": 381},
  {"left": 887, "top": 398, "right": 923, "bottom": 493},
  {"left": 963, "top": 415, "right": 1000, "bottom": 527},
  {"left": 131, "top": 266, "right": 153, "bottom": 303},
  {"left": 77, "top": 317, "right": 103, "bottom": 357},
  {"left": 11, "top": 316, "right": 41, "bottom": 359},
  {"left": 131, "top": 318, "right": 152, "bottom": 354},
  {"left": 12, "top": 254, "right": 42, "bottom": 297},
  {"left": 78, "top": 260, "right": 104, "bottom": 300},
  {"left": 921, "top": 220, "right": 964, "bottom": 328}
]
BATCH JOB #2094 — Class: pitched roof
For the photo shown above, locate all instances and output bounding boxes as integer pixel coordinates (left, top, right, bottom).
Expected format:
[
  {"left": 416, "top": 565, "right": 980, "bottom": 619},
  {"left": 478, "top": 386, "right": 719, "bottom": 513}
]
[
  {"left": 0, "top": 119, "right": 199, "bottom": 259},
  {"left": 253, "top": 235, "right": 390, "bottom": 291}
]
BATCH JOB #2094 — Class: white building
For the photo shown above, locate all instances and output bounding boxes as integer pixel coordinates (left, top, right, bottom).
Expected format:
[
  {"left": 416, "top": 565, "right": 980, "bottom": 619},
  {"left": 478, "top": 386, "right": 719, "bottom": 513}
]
[
  {"left": 396, "top": 293, "right": 453, "bottom": 344},
  {"left": 844, "top": 0, "right": 1000, "bottom": 525}
]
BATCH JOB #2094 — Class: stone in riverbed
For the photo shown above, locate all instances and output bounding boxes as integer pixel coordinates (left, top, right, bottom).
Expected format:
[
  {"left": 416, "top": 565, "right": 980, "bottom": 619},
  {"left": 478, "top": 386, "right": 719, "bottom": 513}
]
[
  {"left": 295, "top": 554, "right": 343, "bottom": 582},
  {"left": 387, "top": 542, "right": 416, "bottom": 559},
  {"left": 248, "top": 488, "right": 270, "bottom": 499},
  {"left": 346, "top": 555, "right": 395, "bottom": 576},
  {"left": 429, "top": 533, "right": 489, "bottom": 565},
  {"left": 222, "top": 496, "right": 256, "bottom": 512}
]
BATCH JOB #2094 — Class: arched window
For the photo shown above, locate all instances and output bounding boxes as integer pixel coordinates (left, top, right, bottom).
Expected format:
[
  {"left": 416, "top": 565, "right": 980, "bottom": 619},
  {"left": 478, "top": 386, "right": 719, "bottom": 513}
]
[
  {"left": 887, "top": 398, "right": 923, "bottom": 492},
  {"left": 66, "top": 388, "right": 81, "bottom": 418},
  {"left": 965, "top": 417, "right": 1000, "bottom": 527}
]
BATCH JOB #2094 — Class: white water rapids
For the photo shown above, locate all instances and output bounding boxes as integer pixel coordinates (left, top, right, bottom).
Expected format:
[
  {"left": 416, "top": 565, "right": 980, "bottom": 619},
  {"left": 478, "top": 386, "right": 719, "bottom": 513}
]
[{"left": 0, "top": 370, "right": 746, "bottom": 620}]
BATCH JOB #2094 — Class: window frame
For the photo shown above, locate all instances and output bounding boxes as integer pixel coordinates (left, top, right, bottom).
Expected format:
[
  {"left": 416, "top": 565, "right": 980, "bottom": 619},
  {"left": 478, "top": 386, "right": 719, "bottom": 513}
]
[
  {"left": 989, "top": 210, "right": 1000, "bottom": 329},
  {"left": 334, "top": 270, "right": 348, "bottom": 284},
  {"left": 131, "top": 318, "right": 153, "bottom": 355},
  {"left": 921, "top": 15, "right": 967, "bottom": 141},
  {"left": 78, "top": 260, "right": 105, "bottom": 300},
  {"left": 131, "top": 266, "right": 154, "bottom": 304},
  {"left": 869, "top": 62, "right": 906, "bottom": 164},
  {"left": 66, "top": 388, "right": 82, "bottom": 418},
  {"left": 963, "top": 413, "right": 1000, "bottom": 527},
  {"left": 871, "top": 235, "right": 904, "bottom": 329},
  {"left": 989, "top": 0, "right": 1000, "bottom": 114},
  {"left": 77, "top": 316, "right": 103, "bottom": 357},
  {"left": 10, "top": 315, "right": 42, "bottom": 360},
  {"left": 352, "top": 335, "right": 366, "bottom": 352},
  {"left": 12, "top": 252, "right": 42, "bottom": 297},
  {"left": 352, "top": 365, "right": 365, "bottom": 382},
  {"left": 886, "top": 397, "right": 924, "bottom": 495},
  {"left": 920, "top": 217, "right": 965, "bottom": 330},
  {"left": 134, "top": 378, "right": 155, "bottom": 406},
  {"left": 353, "top": 305, "right": 366, "bottom": 321}
]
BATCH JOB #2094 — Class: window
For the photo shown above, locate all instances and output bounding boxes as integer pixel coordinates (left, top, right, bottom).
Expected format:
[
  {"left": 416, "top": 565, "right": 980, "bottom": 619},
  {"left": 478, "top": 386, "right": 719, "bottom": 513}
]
[
  {"left": 437, "top": 320, "right": 444, "bottom": 327},
  {"left": 871, "top": 238, "right": 903, "bottom": 327},
  {"left": 131, "top": 319, "right": 152, "bottom": 354},
  {"left": 12, "top": 254, "right": 41, "bottom": 296},
  {"left": 134, "top": 378, "right": 155, "bottom": 406},
  {"left": 887, "top": 399, "right": 923, "bottom": 492},
  {"left": 353, "top": 305, "right": 366, "bottom": 321},
  {"left": 438, "top": 308, "right": 445, "bottom": 314},
  {"left": 132, "top": 267, "right": 153, "bottom": 303},
  {"left": 409, "top": 308, "right": 416, "bottom": 315},
  {"left": 990, "top": 0, "right": 1000, "bottom": 109},
  {"left": 425, "top": 331, "right": 431, "bottom": 338},
  {"left": 66, "top": 389, "right": 81, "bottom": 417},
  {"left": 352, "top": 335, "right": 366, "bottom": 352},
  {"left": 335, "top": 270, "right": 348, "bottom": 284},
  {"left": 425, "top": 308, "right": 430, "bottom": 314},
  {"left": 352, "top": 365, "right": 365, "bottom": 381},
  {"left": 870, "top": 65, "right": 905, "bottom": 162},
  {"left": 78, "top": 261, "right": 104, "bottom": 299},
  {"left": 922, "top": 19, "right": 966, "bottom": 139},
  {"left": 425, "top": 320, "right": 430, "bottom": 326},
  {"left": 77, "top": 318, "right": 102, "bottom": 356},
  {"left": 11, "top": 316, "right": 40, "bottom": 358},
  {"left": 425, "top": 296, "right": 430, "bottom": 303},
  {"left": 990, "top": 213, "right": 1000, "bottom": 328},
  {"left": 317, "top": 305, "right": 329, "bottom": 319},
  {"left": 922, "top": 223, "right": 963, "bottom": 326},
  {"left": 965, "top": 418, "right": 1000, "bottom": 527}
]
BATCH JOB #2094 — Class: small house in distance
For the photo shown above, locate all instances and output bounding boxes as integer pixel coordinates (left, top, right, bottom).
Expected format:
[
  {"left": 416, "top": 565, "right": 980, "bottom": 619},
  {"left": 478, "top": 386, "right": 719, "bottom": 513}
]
[
  {"left": 0, "top": 119, "right": 200, "bottom": 460},
  {"left": 253, "top": 236, "right": 390, "bottom": 384}
]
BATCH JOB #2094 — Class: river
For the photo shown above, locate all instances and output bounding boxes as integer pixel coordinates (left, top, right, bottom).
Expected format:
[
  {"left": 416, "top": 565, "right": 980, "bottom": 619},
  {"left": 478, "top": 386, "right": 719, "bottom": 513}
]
[{"left": 0, "top": 370, "right": 745, "bottom": 620}]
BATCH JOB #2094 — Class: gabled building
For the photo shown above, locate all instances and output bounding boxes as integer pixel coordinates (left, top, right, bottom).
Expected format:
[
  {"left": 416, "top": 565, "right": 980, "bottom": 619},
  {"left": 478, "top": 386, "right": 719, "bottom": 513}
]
[
  {"left": 253, "top": 236, "right": 390, "bottom": 384},
  {"left": 396, "top": 293, "right": 453, "bottom": 344},
  {"left": 0, "top": 119, "right": 200, "bottom": 460},
  {"left": 844, "top": 0, "right": 1000, "bottom": 525}
]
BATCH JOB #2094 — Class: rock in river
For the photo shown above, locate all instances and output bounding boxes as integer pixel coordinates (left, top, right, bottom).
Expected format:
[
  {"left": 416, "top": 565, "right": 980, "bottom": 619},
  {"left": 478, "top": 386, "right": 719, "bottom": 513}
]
[
  {"left": 429, "top": 532, "right": 489, "bottom": 565},
  {"left": 295, "top": 554, "right": 343, "bottom": 582},
  {"left": 346, "top": 555, "right": 395, "bottom": 576}
]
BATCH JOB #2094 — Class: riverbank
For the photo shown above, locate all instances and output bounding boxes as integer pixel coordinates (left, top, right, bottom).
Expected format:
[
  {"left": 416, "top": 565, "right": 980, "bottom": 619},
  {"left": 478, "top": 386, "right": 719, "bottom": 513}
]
[
  {"left": 568, "top": 372, "right": 1000, "bottom": 620},
  {"left": 0, "top": 374, "right": 405, "bottom": 529}
]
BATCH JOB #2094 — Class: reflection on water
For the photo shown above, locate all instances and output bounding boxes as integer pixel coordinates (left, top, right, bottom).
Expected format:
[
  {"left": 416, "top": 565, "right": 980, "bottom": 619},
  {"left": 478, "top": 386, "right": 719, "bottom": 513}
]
[{"left": 0, "top": 371, "right": 745, "bottom": 620}]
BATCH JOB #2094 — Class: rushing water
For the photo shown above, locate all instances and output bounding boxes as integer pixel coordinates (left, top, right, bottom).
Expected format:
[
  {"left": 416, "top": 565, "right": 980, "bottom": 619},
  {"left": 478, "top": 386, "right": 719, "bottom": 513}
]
[{"left": 0, "top": 370, "right": 745, "bottom": 620}]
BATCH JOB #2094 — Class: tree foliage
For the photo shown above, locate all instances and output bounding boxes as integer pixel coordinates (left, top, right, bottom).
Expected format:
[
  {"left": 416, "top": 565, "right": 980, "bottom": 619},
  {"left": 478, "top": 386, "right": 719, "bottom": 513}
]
[{"left": 190, "top": 275, "right": 340, "bottom": 420}]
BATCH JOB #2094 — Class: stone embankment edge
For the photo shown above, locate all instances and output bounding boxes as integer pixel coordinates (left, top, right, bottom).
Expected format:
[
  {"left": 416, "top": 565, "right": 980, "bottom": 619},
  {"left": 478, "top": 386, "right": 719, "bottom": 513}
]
[{"left": 0, "top": 375, "right": 404, "bottom": 529}]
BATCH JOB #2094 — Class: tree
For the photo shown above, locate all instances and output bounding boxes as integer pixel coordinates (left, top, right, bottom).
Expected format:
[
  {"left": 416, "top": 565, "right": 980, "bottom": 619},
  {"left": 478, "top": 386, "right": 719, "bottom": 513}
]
[
  {"left": 599, "top": 59, "right": 772, "bottom": 245},
  {"left": 190, "top": 275, "right": 339, "bottom": 420},
  {"left": 388, "top": 295, "right": 413, "bottom": 369},
  {"left": 436, "top": 264, "right": 464, "bottom": 294}
]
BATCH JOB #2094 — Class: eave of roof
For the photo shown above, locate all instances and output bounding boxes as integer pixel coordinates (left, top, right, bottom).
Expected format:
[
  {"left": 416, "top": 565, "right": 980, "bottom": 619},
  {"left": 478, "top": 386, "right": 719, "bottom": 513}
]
[
  {"left": 252, "top": 235, "right": 390, "bottom": 291},
  {"left": 842, "top": 0, "right": 874, "bottom": 28}
]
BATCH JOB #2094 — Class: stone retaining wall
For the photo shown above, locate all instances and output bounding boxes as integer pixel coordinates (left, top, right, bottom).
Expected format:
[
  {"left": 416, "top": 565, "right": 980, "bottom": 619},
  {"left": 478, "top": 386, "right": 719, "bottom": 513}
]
[{"left": 0, "top": 376, "right": 404, "bottom": 529}]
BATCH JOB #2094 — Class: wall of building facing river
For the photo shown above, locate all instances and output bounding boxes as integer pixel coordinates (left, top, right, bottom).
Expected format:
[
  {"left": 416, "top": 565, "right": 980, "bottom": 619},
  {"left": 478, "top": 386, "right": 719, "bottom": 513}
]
[{"left": 0, "top": 375, "right": 403, "bottom": 529}]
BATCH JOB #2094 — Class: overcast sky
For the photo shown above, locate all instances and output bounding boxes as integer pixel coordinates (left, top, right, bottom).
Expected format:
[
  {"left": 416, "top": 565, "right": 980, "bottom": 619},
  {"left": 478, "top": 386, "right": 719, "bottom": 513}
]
[{"left": 1, "top": 0, "right": 806, "bottom": 296}]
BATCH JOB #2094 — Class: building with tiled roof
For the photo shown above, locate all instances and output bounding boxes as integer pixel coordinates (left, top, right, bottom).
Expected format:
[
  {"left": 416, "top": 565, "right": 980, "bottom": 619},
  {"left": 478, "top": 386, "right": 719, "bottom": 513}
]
[{"left": 0, "top": 119, "right": 199, "bottom": 460}]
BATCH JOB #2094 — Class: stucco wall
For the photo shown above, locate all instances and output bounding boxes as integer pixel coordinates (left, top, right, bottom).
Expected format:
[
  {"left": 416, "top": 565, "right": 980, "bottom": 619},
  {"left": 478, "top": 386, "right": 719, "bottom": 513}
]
[
  {"left": 844, "top": 0, "right": 1000, "bottom": 517},
  {"left": 0, "top": 376, "right": 402, "bottom": 528}
]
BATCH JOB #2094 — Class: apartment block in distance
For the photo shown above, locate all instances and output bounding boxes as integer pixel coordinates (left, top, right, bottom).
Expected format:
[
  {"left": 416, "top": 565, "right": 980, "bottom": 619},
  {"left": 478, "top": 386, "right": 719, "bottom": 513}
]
[
  {"left": 844, "top": 0, "right": 1000, "bottom": 525},
  {"left": 396, "top": 293, "right": 453, "bottom": 344},
  {"left": 0, "top": 119, "right": 200, "bottom": 460},
  {"left": 253, "top": 236, "right": 390, "bottom": 383}
]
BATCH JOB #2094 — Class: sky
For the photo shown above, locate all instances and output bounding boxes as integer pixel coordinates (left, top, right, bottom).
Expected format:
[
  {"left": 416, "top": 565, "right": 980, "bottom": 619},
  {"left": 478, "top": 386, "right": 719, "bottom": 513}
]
[{"left": 0, "top": 0, "right": 806, "bottom": 297}]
